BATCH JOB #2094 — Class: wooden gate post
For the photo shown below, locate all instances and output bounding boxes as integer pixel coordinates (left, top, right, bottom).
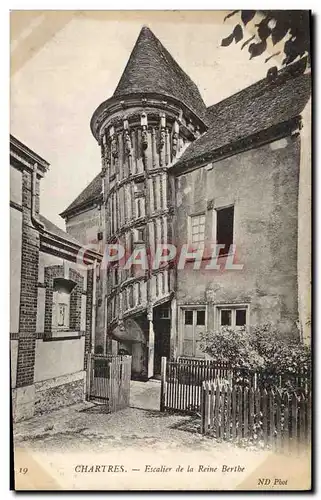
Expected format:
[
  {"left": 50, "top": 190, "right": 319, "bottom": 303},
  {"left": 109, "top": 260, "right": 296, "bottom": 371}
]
[
  {"left": 86, "top": 353, "right": 92, "bottom": 401},
  {"left": 160, "top": 356, "right": 167, "bottom": 412}
]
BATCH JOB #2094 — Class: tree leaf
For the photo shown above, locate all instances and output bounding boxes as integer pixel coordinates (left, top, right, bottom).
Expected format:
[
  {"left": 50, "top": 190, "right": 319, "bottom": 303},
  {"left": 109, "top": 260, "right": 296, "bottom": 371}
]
[
  {"left": 224, "top": 10, "right": 239, "bottom": 22},
  {"left": 221, "top": 10, "right": 311, "bottom": 71},
  {"left": 241, "top": 34, "right": 255, "bottom": 50},
  {"left": 241, "top": 10, "right": 256, "bottom": 26},
  {"left": 257, "top": 20, "right": 271, "bottom": 41},
  {"left": 233, "top": 24, "right": 243, "bottom": 43},
  {"left": 221, "top": 32, "right": 235, "bottom": 47},
  {"left": 271, "top": 22, "right": 289, "bottom": 45},
  {"left": 249, "top": 40, "right": 267, "bottom": 59}
]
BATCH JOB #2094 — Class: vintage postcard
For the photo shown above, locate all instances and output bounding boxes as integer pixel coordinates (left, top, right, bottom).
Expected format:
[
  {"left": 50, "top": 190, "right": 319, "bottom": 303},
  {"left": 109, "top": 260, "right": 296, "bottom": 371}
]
[{"left": 10, "top": 10, "right": 312, "bottom": 491}]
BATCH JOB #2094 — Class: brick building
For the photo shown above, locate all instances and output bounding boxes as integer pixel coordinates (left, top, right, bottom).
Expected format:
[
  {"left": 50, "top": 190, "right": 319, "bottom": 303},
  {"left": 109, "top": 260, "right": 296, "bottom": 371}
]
[
  {"left": 58, "top": 26, "right": 311, "bottom": 380},
  {"left": 10, "top": 135, "right": 101, "bottom": 421}
]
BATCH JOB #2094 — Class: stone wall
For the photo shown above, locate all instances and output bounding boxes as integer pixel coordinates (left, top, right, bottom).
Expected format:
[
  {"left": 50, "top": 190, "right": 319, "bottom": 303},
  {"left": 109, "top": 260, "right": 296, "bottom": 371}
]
[
  {"left": 173, "top": 135, "right": 301, "bottom": 343},
  {"left": 34, "top": 372, "right": 85, "bottom": 415},
  {"left": 65, "top": 206, "right": 101, "bottom": 246}
]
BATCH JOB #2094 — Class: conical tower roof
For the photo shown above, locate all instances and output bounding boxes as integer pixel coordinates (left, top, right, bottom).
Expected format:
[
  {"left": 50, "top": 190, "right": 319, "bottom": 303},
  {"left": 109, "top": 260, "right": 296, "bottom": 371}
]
[{"left": 113, "top": 26, "right": 207, "bottom": 120}]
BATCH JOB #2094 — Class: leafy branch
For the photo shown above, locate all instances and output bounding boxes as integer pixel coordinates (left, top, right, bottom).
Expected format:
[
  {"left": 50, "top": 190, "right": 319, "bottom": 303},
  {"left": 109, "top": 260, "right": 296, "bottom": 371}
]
[{"left": 221, "top": 10, "right": 310, "bottom": 74}]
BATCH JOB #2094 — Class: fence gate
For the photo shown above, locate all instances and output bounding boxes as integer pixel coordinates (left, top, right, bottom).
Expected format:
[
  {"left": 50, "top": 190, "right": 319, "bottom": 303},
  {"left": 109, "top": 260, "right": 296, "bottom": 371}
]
[
  {"left": 160, "top": 357, "right": 231, "bottom": 413},
  {"left": 86, "top": 354, "right": 131, "bottom": 412}
]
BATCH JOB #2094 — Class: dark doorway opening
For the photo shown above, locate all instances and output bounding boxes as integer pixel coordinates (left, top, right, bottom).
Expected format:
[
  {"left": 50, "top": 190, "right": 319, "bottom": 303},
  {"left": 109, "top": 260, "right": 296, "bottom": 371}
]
[{"left": 153, "top": 302, "right": 171, "bottom": 376}]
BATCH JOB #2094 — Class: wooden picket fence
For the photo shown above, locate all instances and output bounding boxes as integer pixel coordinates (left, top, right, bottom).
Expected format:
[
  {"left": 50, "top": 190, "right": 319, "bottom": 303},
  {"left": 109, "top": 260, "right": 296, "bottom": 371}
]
[
  {"left": 201, "top": 380, "right": 312, "bottom": 450},
  {"left": 86, "top": 354, "right": 131, "bottom": 412},
  {"left": 230, "top": 367, "right": 311, "bottom": 394},
  {"left": 160, "top": 357, "right": 231, "bottom": 413}
]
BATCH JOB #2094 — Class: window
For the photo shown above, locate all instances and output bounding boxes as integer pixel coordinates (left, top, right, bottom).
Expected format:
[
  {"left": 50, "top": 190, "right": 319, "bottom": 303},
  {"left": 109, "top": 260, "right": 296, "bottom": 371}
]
[
  {"left": 111, "top": 266, "right": 119, "bottom": 286},
  {"left": 157, "top": 307, "right": 170, "bottom": 319},
  {"left": 128, "top": 286, "right": 134, "bottom": 308},
  {"left": 182, "top": 307, "right": 206, "bottom": 357},
  {"left": 184, "top": 310, "right": 193, "bottom": 325},
  {"left": 221, "top": 309, "right": 232, "bottom": 326},
  {"left": 133, "top": 227, "right": 146, "bottom": 243},
  {"left": 217, "top": 305, "right": 248, "bottom": 328},
  {"left": 135, "top": 195, "right": 145, "bottom": 219},
  {"left": 196, "top": 310, "right": 206, "bottom": 326},
  {"left": 216, "top": 205, "right": 234, "bottom": 255},
  {"left": 236, "top": 309, "right": 247, "bottom": 326},
  {"left": 189, "top": 214, "right": 205, "bottom": 244},
  {"left": 134, "top": 181, "right": 144, "bottom": 194}
]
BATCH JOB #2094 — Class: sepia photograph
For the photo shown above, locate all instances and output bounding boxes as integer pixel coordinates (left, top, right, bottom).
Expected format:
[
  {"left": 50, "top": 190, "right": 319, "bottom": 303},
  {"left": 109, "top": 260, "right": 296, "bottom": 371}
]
[{"left": 10, "top": 9, "right": 312, "bottom": 491}]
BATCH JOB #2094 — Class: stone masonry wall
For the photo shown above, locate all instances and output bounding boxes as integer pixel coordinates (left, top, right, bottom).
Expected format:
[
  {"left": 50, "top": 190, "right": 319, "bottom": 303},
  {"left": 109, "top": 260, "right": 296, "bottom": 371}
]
[
  {"left": 34, "top": 377, "right": 84, "bottom": 415},
  {"left": 174, "top": 136, "right": 301, "bottom": 338}
]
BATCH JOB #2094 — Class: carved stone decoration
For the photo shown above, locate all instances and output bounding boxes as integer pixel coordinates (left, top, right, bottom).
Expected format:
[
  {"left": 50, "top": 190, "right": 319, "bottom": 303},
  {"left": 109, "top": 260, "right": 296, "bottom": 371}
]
[
  {"left": 111, "top": 133, "right": 118, "bottom": 159},
  {"left": 124, "top": 129, "right": 132, "bottom": 156},
  {"left": 171, "top": 120, "right": 179, "bottom": 160},
  {"left": 207, "top": 199, "right": 214, "bottom": 211},
  {"left": 117, "top": 318, "right": 125, "bottom": 330},
  {"left": 159, "top": 113, "right": 166, "bottom": 144},
  {"left": 147, "top": 303, "right": 153, "bottom": 321},
  {"left": 109, "top": 126, "right": 118, "bottom": 161},
  {"left": 100, "top": 143, "right": 105, "bottom": 162},
  {"left": 101, "top": 137, "right": 110, "bottom": 171},
  {"left": 151, "top": 127, "right": 157, "bottom": 168},
  {"left": 101, "top": 168, "right": 107, "bottom": 202},
  {"left": 104, "top": 141, "right": 110, "bottom": 162},
  {"left": 141, "top": 112, "right": 148, "bottom": 151},
  {"left": 171, "top": 133, "right": 178, "bottom": 159},
  {"left": 141, "top": 127, "right": 148, "bottom": 151},
  {"left": 159, "top": 127, "right": 165, "bottom": 150},
  {"left": 195, "top": 126, "right": 201, "bottom": 138},
  {"left": 165, "top": 128, "right": 170, "bottom": 165}
]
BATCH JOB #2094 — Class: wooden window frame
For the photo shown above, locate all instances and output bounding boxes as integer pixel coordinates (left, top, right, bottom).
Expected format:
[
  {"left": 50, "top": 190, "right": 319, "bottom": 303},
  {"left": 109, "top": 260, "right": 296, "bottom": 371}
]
[
  {"left": 188, "top": 213, "right": 206, "bottom": 245},
  {"left": 214, "top": 304, "right": 250, "bottom": 329}
]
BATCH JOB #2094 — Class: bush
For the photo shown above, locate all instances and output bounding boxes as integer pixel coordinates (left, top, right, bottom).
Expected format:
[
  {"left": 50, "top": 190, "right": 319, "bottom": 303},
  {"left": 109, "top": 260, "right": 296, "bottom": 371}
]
[
  {"left": 199, "top": 323, "right": 311, "bottom": 382},
  {"left": 249, "top": 324, "right": 311, "bottom": 375},
  {"left": 199, "top": 326, "right": 264, "bottom": 371}
]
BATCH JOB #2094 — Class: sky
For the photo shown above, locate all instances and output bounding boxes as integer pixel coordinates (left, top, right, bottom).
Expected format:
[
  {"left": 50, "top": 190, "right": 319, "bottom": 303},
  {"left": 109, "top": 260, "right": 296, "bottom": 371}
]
[{"left": 10, "top": 10, "right": 283, "bottom": 229}]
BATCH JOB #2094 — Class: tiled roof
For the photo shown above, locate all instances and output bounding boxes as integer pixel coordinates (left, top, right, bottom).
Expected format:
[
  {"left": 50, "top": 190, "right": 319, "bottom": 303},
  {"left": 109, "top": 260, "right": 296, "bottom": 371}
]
[
  {"left": 113, "top": 26, "right": 207, "bottom": 121},
  {"left": 64, "top": 65, "right": 311, "bottom": 218},
  {"left": 60, "top": 172, "right": 102, "bottom": 218},
  {"left": 39, "top": 214, "right": 82, "bottom": 246},
  {"left": 173, "top": 70, "right": 311, "bottom": 170}
]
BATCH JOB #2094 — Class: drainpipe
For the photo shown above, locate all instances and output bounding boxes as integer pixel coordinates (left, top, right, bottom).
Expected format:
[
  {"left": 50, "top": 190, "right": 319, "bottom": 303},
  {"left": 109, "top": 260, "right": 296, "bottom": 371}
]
[
  {"left": 31, "top": 163, "right": 44, "bottom": 229},
  {"left": 91, "top": 259, "right": 97, "bottom": 353}
]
